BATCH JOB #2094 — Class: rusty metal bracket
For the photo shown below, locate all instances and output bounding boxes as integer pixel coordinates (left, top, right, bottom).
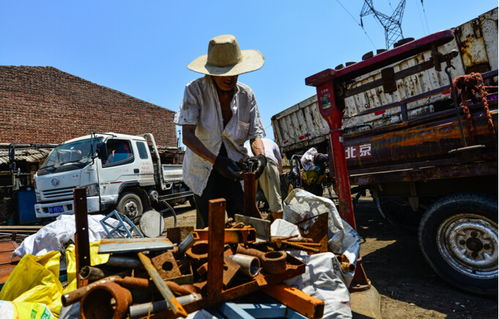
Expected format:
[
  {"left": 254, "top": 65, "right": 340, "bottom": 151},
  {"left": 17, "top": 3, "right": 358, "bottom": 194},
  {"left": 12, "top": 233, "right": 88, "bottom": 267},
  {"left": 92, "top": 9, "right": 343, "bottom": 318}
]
[
  {"left": 151, "top": 251, "right": 182, "bottom": 280},
  {"left": 193, "top": 226, "right": 256, "bottom": 244}
]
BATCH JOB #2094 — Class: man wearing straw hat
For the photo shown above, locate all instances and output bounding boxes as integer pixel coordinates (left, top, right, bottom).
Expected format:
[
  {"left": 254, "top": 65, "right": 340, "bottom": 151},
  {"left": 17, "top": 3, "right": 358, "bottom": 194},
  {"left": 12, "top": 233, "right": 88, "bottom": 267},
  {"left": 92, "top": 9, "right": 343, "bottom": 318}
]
[{"left": 174, "top": 34, "right": 266, "bottom": 228}]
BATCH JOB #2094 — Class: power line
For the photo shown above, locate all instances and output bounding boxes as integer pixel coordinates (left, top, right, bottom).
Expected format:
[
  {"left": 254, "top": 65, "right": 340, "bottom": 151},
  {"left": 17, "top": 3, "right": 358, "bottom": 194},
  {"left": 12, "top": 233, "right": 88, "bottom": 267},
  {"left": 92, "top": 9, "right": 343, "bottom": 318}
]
[{"left": 335, "top": 0, "right": 377, "bottom": 50}]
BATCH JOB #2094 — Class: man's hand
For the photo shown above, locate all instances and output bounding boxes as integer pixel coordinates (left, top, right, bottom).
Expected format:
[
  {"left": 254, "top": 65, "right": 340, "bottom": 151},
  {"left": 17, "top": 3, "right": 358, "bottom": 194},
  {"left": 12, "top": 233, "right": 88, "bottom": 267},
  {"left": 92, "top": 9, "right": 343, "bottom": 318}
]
[
  {"left": 214, "top": 155, "right": 243, "bottom": 181},
  {"left": 243, "top": 155, "right": 267, "bottom": 178}
]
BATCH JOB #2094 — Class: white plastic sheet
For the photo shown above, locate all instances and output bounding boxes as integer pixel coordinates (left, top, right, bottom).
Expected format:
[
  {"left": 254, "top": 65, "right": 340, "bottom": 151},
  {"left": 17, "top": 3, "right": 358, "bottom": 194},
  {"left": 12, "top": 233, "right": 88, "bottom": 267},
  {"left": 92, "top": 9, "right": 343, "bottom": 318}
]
[
  {"left": 14, "top": 214, "right": 118, "bottom": 257},
  {"left": 283, "top": 188, "right": 360, "bottom": 268}
]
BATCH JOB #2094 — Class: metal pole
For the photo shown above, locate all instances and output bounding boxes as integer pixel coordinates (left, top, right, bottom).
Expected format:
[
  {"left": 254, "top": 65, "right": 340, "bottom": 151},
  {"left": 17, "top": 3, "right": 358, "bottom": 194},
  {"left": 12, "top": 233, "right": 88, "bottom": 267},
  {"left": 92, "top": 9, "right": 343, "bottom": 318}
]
[{"left": 73, "top": 187, "right": 90, "bottom": 288}]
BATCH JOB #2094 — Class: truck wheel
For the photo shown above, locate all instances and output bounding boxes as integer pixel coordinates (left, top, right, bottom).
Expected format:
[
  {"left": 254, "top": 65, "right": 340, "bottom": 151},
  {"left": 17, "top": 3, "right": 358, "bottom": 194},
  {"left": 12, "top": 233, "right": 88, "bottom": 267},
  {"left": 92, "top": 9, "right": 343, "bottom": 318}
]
[
  {"left": 418, "top": 193, "right": 498, "bottom": 295},
  {"left": 117, "top": 192, "right": 144, "bottom": 222}
]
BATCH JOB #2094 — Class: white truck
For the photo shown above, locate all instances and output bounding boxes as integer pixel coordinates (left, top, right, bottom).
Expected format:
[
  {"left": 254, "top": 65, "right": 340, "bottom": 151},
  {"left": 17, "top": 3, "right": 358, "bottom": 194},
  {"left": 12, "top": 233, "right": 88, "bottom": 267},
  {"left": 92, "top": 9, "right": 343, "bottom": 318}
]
[{"left": 34, "top": 132, "right": 193, "bottom": 221}]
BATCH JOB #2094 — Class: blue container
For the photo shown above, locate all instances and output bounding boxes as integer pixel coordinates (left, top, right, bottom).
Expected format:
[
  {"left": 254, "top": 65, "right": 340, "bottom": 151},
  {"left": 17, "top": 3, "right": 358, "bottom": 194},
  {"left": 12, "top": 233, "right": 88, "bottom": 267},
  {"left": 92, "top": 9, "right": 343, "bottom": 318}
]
[{"left": 16, "top": 189, "right": 38, "bottom": 224}]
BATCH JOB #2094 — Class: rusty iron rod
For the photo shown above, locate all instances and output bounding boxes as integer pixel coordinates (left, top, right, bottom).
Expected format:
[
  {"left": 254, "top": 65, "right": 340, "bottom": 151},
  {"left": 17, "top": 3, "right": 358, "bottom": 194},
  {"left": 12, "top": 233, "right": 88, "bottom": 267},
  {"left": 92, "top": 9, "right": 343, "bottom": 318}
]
[
  {"left": 207, "top": 198, "right": 226, "bottom": 302},
  {"left": 73, "top": 187, "right": 90, "bottom": 288},
  {"left": 138, "top": 252, "right": 188, "bottom": 317}
]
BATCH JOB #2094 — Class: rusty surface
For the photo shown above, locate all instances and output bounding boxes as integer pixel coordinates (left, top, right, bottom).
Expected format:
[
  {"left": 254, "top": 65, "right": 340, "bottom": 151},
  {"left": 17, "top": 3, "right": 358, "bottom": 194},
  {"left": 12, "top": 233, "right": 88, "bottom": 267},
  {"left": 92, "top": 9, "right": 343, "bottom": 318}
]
[
  {"left": 138, "top": 252, "right": 188, "bottom": 317},
  {"left": 262, "top": 251, "right": 287, "bottom": 274},
  {"left": 193, "top": 226, "right": 256, "bottom": 244},
  {"left": 166, "top": 226, "right": 194, "bottom": 245},
  {"left": 263, "top": 284, "right": 325, "bottom": 319},
  {"left": 243, "top": 172, "right": 262, "bottom": 218},
  {"left": 0, "top": 241, "right": 20, "bottom": 267},
  {"left": 222, "top": 255, "right": 241, "bottom": 288},
  {"left": 236, "top": 245, "right": 265, "bottom": 259},
  {"left": 79, "top": 266, "right": 106, "bottom": 282},
  {"left": 185, "top": 240, "right": 209, "bottom": 266},
  {"left": 74, "top": 188, "right": 90, "bottom": 288},
  {"left": 80, "top": 282, "right": 132, "bottom": 319},
  {"left": 206, "top": 198, "right": 226, "bottom": 303},
  {"left": 151, "top": 251, "right": 181, "bottom": 280}
]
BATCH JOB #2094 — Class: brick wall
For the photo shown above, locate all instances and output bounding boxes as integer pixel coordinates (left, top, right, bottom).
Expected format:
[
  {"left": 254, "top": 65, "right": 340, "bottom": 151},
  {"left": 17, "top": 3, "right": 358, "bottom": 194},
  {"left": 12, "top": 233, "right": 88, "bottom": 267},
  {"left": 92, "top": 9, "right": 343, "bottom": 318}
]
[{"left": 0, "top": 66, "right": 177, "bottom": 148}]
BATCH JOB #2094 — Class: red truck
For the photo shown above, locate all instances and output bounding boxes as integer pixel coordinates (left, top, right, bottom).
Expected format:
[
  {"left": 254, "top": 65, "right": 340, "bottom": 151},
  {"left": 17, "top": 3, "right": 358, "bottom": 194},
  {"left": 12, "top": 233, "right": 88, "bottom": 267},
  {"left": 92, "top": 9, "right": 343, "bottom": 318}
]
[{"left": 274, "top": 8, "right": 497, "bottom": 294}]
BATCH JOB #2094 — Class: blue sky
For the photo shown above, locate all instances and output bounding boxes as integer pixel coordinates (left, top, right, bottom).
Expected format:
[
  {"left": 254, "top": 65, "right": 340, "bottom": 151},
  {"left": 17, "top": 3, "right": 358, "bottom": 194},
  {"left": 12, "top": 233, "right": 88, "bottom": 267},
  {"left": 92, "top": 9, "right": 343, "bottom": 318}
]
[{"left": 1, "top": 1, "right": 496, "bottom": 140}]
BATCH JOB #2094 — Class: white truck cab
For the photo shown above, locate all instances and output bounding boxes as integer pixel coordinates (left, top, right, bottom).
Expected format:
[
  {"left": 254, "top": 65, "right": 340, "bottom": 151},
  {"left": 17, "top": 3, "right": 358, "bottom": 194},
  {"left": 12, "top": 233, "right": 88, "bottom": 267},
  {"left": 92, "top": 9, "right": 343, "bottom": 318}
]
[{"left": 34, "top": 132, "right": 191, "bottom": 220}]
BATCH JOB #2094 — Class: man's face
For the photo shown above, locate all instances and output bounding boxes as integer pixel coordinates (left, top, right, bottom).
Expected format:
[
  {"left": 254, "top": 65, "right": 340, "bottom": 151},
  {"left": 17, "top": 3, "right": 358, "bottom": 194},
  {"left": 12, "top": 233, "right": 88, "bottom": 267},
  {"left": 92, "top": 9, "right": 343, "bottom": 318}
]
[{"left": 212, "top": 75, "right": 238, "bottom": 92}]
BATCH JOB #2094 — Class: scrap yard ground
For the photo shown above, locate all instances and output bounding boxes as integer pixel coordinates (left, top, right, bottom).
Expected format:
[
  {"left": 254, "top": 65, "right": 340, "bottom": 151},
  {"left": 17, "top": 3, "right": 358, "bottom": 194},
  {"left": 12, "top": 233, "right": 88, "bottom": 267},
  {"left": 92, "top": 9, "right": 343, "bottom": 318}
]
[{"left": 166, "top": 200, "right": 497, "bottom": 319}]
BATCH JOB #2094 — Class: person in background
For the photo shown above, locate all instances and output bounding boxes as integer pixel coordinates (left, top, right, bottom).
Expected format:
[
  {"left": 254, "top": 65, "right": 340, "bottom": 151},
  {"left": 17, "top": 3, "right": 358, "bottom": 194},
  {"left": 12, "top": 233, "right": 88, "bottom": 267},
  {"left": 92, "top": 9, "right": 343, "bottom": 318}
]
[
  {"left": 245, "top": 138, "right": 284, "bottom": 220},
  {"left": 174, "top": 34, "right": 266, "bottom": 228}
]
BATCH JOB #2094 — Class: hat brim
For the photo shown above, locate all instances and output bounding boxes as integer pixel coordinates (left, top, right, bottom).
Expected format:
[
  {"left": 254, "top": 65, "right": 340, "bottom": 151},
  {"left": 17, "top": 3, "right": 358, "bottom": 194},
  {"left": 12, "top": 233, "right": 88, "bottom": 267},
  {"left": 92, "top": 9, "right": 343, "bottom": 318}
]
[{"left": 187, "top": 49, "right": 264, "bottom": 76}]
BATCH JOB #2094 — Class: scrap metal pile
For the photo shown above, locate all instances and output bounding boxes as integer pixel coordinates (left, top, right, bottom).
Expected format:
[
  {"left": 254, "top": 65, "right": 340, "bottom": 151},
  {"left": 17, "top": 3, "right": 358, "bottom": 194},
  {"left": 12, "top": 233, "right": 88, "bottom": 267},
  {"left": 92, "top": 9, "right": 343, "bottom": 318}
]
[{"left": 63, "top": 197, "right": 328, "bottom": 319}]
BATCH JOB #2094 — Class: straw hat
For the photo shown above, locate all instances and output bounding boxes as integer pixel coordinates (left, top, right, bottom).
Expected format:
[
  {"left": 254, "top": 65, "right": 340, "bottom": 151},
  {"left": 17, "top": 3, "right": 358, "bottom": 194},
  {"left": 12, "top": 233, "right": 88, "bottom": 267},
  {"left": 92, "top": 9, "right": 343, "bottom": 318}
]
[{"left": 187, "top": 34, "right": 264, "bottom": 76}]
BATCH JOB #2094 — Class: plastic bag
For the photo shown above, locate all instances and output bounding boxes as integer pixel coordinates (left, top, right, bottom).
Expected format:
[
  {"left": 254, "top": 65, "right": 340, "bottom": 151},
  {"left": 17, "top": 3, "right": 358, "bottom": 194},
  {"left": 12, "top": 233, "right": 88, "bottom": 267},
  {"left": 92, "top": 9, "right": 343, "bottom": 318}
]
[
  {"left": 0, "top": 251, "right": 63, "bottom": 316},
  {"left": 0, "top": 300, "right": 56, "bottom": 319}
]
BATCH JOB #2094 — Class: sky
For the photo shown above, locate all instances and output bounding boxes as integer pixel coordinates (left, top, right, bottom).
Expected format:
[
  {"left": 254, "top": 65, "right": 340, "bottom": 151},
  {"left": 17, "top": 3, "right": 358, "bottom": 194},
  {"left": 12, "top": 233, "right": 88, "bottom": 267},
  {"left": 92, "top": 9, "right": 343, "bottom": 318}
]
[{"left": 1, "top": 1, "right": 497, "bottom": 142}]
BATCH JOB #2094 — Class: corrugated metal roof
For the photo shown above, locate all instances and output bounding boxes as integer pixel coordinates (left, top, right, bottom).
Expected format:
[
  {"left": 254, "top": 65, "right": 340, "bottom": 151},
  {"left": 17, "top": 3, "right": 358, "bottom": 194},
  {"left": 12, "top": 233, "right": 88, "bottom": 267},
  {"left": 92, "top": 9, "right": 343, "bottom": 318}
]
[{"left": 0, "top": 147, "right": 53, "bottom": 165}]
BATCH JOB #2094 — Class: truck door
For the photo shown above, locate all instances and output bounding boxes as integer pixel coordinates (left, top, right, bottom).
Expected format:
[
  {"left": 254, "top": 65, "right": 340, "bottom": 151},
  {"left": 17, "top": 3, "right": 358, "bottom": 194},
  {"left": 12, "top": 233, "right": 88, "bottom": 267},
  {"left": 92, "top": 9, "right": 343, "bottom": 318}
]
[
  {"left": 100, "top": 139, "right": 138, "bottom": 195},
  {"left": 134, "top": 140, "right": 155, "bottom": 186}
]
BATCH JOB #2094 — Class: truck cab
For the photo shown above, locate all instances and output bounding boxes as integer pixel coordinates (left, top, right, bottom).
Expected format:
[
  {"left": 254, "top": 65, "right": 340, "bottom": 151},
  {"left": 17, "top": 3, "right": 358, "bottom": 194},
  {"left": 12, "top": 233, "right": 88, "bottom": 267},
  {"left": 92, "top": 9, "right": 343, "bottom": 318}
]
[{"left": 34, "top": 132, "right": 190, "bottom": 220}]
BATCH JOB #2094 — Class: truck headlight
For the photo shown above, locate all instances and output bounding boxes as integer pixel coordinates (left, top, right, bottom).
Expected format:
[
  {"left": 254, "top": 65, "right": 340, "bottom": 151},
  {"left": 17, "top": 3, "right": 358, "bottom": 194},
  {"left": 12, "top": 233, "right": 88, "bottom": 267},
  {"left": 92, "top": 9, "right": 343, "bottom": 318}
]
[{"left": 86, "top": 183, "right": 100, "bottom": 197}]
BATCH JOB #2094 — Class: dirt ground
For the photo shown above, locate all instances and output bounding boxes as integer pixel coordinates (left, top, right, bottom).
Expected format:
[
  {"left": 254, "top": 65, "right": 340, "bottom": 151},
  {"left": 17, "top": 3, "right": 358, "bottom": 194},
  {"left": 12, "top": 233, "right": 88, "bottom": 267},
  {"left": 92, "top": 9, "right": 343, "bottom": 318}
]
[{"left": 165, "top": 199, "right": 497, "bottom": 319}]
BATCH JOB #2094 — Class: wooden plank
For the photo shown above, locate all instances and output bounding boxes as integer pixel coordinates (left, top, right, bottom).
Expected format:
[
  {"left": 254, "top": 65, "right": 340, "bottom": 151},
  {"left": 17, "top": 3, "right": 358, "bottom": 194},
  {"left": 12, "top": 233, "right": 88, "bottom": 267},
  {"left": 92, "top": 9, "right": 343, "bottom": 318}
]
[{"left": 263, "top": 284, "right": 324, "bottom": 319}]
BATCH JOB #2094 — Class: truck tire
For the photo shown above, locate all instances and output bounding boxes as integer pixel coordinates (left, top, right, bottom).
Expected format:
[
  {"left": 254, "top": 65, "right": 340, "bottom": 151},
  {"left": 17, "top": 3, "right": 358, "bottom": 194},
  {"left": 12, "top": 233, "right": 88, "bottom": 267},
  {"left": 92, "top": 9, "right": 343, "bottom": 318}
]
[
  {"left": 418, "top": 193, "right": 498, "bottom": 295},
  {"left": 117, "top": 192, "right": 144, "bottom": 222}
]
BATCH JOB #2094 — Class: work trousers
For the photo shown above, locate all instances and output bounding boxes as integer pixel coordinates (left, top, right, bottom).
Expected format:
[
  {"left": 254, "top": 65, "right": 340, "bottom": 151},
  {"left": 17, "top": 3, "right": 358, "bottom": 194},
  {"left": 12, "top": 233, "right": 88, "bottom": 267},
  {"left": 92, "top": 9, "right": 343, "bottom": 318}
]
[
  {"left": 258, "top": 159, "right": 283, "bottom": 213},
  {"left": 193, "top": 145, "right": 244, "bottom": 228}
]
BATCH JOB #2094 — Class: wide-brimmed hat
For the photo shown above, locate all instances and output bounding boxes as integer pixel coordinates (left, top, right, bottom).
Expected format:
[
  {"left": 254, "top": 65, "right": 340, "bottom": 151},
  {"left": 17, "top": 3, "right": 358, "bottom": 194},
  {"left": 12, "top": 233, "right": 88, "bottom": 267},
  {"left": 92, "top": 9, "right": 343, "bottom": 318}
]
[{"left": 187, "top": 34, "right": 264, "bottom": 76}]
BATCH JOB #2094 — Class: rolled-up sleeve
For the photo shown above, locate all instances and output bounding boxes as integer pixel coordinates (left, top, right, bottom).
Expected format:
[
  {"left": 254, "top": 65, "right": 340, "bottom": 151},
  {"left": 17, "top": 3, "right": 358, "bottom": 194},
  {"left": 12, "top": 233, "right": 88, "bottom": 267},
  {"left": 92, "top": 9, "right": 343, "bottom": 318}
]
[
  {"left": 174, "top": 83, "right": 200, "bottom": 125},
  {"left": 247, "top": 92, "right": 265, "bottom": 139}
]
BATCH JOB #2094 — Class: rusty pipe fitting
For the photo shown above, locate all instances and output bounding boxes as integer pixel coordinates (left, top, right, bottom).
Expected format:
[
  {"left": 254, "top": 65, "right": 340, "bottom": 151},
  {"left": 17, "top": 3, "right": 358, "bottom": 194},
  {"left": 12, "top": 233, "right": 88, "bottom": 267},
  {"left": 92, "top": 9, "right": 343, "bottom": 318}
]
[
  {"left": 62, "top": 276, "right": 151, "bottom": 306},
  {"left": 262, "top": 251, "right": 287, "bottom": 274},
  {"left": 79, "top": 266, "right": 106, "bottom": 282},
  {"left": 185, "top": 240, "right": 209, "bottom": 263},
  {"left": 228, "top": 254, "right": 260, "bottom": 277},
  {"left": 337, "top": 254, "right": 356, "bottom": 272},
  {"left": 80, "top": 282, "right": 132, "bottom": 319}
]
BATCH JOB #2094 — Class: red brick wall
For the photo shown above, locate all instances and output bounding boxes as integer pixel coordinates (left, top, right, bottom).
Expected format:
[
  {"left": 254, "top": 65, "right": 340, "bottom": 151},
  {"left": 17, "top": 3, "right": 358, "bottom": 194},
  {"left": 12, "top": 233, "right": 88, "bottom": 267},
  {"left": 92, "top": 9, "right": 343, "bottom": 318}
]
[{"left": 0, "top": 66, "right": 177, "bottom": 148}]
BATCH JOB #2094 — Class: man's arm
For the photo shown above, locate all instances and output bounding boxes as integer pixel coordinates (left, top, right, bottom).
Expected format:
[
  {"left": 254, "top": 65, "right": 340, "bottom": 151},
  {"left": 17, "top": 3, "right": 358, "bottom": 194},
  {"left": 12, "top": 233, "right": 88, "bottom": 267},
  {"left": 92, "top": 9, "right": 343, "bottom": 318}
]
[
  {"left": 182, "top": 125, "right": 217, "bottom": 164},
  {"left": 250, "top": 137, "right": 265, "bottom": 156}
]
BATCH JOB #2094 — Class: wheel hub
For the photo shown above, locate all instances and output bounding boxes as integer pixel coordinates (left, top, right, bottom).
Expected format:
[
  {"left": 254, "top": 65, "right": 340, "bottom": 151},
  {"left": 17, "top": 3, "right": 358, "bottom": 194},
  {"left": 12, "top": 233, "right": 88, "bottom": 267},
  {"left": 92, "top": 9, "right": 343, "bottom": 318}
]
[
  {"left": 124, "top": 201, "right": 138, "bottom": 218},
  {"left": 438, "top": 214, "right": 498, "bottom": 279}
]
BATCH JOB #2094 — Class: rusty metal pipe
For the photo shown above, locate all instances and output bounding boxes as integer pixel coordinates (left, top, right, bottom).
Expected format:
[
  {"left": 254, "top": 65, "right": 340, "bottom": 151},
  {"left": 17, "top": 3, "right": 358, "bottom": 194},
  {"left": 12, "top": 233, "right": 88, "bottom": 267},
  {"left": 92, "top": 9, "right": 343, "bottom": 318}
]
[
  {"left": 129, "top": 293, "right": 202, "bottom": 319},
  {"left": 105, "top": 255, "right": 141, "bottom": 268},
  {"left": 228, "top": 254, "right": 260, "bottom": 277},
  {"left": 262, "top": 251, "right": 287, "bottom": 274},
  {"left": 80, "top": 282, "right": 132, "bottom": 319},
  {"left": 236, "top": 245, "right": 265, "bottom": 260},
  {"left": 79, "top": 266, "right": 106, "bottom": 281},
  {"left": 62, "top": 276, "right": 150, "bottom": 306}
]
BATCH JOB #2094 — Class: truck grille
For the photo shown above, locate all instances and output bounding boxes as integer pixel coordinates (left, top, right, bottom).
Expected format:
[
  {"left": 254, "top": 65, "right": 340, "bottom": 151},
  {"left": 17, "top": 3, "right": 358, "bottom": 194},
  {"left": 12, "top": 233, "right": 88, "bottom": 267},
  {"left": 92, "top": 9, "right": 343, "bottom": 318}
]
[{"left": 42, "top": 186, "right": 75, "bottom": 200}]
